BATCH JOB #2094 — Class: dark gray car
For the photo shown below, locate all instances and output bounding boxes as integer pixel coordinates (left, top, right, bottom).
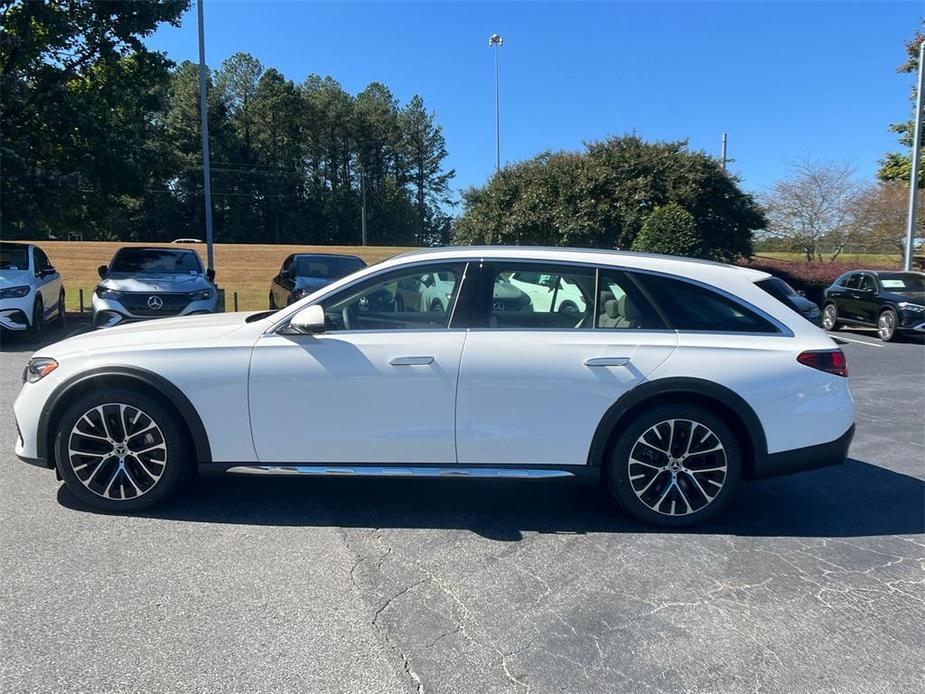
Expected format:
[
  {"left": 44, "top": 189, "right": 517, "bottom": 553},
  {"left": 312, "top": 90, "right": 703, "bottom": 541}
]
[{"left": 269, "top": 253, "right": 366, "bottom": 308}]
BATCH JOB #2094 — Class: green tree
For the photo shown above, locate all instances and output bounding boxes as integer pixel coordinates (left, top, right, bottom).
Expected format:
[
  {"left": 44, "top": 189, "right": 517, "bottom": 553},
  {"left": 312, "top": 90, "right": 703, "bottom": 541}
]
[
  {"left": 0, "top": 0, "right": 188, "bottom": 239},
  {"left": 877, "top": 26, "right": 925, "bottom": 186},
  {"left": 632, "top": 204, "right": 702, "bottom": 256},
  {"left": 400, "top": 95, "right": 455, "bottom": 245},
  {"left": 456, "top": 135, "right": 763, "bottom": 261}
]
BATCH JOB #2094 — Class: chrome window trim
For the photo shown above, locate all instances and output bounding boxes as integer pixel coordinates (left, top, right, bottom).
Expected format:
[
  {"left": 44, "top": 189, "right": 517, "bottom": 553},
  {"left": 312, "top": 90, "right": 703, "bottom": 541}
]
[{"left": 265, "top": 255, "right": 793, "bottom": 338}]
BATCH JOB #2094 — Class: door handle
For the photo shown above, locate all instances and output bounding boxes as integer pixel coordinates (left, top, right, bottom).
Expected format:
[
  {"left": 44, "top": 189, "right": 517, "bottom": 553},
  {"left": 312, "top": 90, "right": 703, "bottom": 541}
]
[
  {"left": 584, "top": 357, "right": 631, "bottom": 367},
  {"left": 389, "top": 356, "right": 435, "bottom": 366}
]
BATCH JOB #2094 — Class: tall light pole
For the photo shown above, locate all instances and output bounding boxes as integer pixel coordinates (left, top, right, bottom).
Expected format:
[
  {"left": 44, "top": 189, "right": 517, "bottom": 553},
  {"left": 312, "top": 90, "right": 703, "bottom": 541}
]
[
  {"left": 489, "top": 33, "right": 503, "bottom": 172},
  {"left": 197, "top": 0, "right": 215, "bottom": 273},
  {"left": 904, "top": 40, "right": 925, "bottom": 272}
]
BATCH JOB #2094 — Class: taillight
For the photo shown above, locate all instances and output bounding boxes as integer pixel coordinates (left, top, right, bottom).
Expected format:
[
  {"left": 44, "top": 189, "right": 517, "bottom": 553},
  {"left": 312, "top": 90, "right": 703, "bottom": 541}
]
[{"left": 797, "top": 349, "right": 848, "bottom": 377}]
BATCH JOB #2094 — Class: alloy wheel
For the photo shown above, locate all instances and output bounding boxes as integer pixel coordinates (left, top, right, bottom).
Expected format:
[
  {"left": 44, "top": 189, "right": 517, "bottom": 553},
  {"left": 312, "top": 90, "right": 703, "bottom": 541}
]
[
  {"left": 67, "top": 403, "right": 168, "bottom": 500},
  {"left": 878, "top": 311, "right": 895, "bottom": 340},
  {"left": 822, "top": 304, "right": 837, "bottom": 330},
  {"left": 627, "top": 419, "right": 728, "bottom": 517}
]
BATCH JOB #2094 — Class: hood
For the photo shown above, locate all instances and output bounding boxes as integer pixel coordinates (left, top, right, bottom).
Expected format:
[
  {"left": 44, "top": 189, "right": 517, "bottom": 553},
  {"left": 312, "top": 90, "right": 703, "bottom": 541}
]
[
  {"left": 886, "top": 290, "right": 924, "bottom": 305},
  {"left": 0, "top": 270, "right": 33, "bottom": 289},
  {"left": 100, "top": 272, "right": 211, "bottom": 292},
  {"left": 37, "top": 311, "right": 271, "bottom": 359},
  {"left": 294, "top": 276, "right": 335, "bottom": 292}
]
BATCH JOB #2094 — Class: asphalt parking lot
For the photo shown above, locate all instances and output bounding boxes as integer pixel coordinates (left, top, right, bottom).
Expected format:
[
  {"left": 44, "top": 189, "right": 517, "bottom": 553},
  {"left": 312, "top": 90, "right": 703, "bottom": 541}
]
[{"left": 0, "top": 325, "right": 922, "bottom": 693}]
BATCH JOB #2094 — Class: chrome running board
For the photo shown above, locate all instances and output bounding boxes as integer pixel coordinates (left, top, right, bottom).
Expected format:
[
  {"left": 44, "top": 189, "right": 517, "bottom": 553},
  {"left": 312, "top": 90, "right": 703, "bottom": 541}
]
[{"left": 225, "top": 465, "right": 574, "bottom": 479}]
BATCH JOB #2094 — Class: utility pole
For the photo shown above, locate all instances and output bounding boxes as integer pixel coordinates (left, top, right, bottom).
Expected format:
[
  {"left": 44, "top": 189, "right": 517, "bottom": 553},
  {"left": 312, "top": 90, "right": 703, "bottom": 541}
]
[
  {"left": 905, "top": 41, "right": 925, "bottom": 271},
  {"left": 197, "top": 0, "right": 214, "bottom": 272},
  {"left": 720, "top": 132, "right": 729, "bottom": 171},
  {"left": 489, "top": 33, "right": 504, "bottom": 172},
  {"left": 360, "top": 165, "right": 367, "bottom": 246}
]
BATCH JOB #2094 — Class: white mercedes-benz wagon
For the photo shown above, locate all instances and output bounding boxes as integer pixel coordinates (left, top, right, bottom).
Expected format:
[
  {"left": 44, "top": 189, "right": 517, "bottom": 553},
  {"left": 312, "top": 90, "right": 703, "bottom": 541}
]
[{"left": 14, "top": 247, "right": 854, "bottom": 526}]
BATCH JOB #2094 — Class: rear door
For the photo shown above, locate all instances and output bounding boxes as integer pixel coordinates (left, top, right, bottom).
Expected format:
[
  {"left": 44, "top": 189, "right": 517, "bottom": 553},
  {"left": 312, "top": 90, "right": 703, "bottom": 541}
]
[
  {"left": 455, "top": 262, "right": 677, "bottom": 467},
  {"left": 855, "top": 274, "right": 879, "bottom": 324}
]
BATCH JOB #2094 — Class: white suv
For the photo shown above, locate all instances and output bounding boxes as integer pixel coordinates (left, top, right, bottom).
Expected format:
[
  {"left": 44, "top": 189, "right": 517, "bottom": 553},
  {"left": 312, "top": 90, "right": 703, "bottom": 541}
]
[
  {"left": 13, "top": 247, "right": 854, "bottom": 526},
  {"left": 0, "top": 242, "right": 65, "bottom": 335}
]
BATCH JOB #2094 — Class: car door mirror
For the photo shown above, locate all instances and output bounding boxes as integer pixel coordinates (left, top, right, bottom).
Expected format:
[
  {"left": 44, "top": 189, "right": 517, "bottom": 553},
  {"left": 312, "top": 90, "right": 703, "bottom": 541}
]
[
  {"left": 421, "top": 274, "right": 435, "bottom": 288},
  {"left": 97, "top": 265, "right": 108, "bottom": 279},
  {"left": 288, "top": 304, "right": 326, "bottom": 334}
]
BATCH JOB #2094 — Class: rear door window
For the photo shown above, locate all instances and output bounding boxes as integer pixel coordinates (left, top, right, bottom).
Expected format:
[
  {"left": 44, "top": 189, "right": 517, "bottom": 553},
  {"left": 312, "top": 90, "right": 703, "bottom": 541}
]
[{"left": 485, "top": 264, "right": 596, "bottom": 329}]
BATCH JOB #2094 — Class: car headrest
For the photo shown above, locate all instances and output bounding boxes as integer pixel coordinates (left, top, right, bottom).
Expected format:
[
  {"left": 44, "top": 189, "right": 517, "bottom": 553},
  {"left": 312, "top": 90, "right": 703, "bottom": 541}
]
[{"left": 604, "top": 299, "right": 621, "bottom": 319}]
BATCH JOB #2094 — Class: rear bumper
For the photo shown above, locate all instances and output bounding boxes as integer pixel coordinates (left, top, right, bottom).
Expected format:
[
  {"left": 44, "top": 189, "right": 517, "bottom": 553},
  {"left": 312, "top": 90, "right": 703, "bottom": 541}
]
[{"left": 752, "top": 424, "right": 854, "bottom": 479}]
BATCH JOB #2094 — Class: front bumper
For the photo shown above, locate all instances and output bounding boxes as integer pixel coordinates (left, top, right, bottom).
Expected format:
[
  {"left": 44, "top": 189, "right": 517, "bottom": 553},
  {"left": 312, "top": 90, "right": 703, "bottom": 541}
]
[
  {"left": 752, "top": 424, "right": 854, "bottom": 479},
  {"left": 0, "top": 293, "right": 35, "bottom": 331},
  {"left": 92, "top": 293, "right": 219, "bottom": 328}
]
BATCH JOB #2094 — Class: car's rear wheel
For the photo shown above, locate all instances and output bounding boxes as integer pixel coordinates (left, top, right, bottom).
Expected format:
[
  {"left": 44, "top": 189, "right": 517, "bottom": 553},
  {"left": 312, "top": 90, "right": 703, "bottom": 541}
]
[
  {"left": 877, "top": 308, "right": 898, "bottom": 342},
  {"left": 822, "top": 303, "right": 840, "bottom": 331},
  {"left": 54, "top": 388, "right": 190, "bottom": 512},
  {"left": 606, "top": 404, "right": 740, "bottom": 527}
]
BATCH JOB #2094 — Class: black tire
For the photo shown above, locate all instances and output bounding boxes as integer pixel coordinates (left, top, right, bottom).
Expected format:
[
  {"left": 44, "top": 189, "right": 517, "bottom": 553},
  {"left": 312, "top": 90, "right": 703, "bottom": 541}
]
[
  {"left": 54, "top": 387, "right": 191, "bottom": 512},
  {"left": 30, "top": 296, "right": 44, "bottom": 336},
  {"left": 605, "top": 404, "right": 740, "bottom": 527},
  {"left": 877, "top": 308, "right": 899, "bottom": 342},
  {"left": 54, "top": 290, "right": 66, "bottom": 327},
  {"left": 822, "top": 302, "right": 840, "bottom": 331}
]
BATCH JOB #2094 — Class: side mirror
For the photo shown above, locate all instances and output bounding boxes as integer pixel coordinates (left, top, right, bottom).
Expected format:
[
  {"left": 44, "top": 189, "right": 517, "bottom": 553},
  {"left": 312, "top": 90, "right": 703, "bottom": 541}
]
[
  {"left": 421, "top": 274, "right": 435, "bottom": 288},
  {"left": 97, "top": 265, "right": 107, "bottom": 279},
  {"left": 206, "top": 268, "right": 216, "bottom": 282},
  {"left": 288, "top": 304, "right": 326, "bottom": 334}
]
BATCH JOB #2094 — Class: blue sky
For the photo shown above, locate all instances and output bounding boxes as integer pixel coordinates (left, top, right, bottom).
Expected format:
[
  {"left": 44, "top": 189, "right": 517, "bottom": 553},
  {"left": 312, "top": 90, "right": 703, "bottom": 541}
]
[{"left": 147, "top": 1, "right": 921, "bottom": 203}]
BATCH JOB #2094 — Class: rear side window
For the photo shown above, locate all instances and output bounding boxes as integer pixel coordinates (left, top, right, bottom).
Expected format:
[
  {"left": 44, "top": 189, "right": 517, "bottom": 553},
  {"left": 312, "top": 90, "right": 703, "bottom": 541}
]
[
  {"left": 487, "top": 264, "right": 596, "bottom": 329},
  {"left": 634, "top": 273, "right": 779, "bottom": 334}
]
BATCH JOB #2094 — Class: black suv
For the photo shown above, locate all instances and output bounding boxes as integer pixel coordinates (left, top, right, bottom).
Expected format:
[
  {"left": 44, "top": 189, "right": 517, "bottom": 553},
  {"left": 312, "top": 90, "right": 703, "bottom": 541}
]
[{"left": 822, "top": 270, "right": 924, "bottom": 341}]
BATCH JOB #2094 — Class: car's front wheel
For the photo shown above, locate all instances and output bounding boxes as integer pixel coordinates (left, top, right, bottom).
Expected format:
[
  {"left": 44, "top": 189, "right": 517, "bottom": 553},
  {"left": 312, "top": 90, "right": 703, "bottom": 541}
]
[
  {"left": 606, "top": 404, "right": 740, "bottom": 526},
  {"left": 30, "top": 296, "right": 44, "bottom": 336},
  {"left": 877, "top": 308, "right": 898, "bottom": 342},
  {"left": 54, "top": 388, "right": 190, "bottom": 512}
]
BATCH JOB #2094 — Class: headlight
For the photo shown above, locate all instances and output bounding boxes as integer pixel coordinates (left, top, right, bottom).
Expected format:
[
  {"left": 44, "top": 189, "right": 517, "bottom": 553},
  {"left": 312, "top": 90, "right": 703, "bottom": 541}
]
[
  {"left": 899, "top": 302, "right": 924, "bottom": 313},
  {"left": 95, "top": 286, "right": 124, "bottom": 300},
  {"left": 0, "top": 285, "right": 30, "bottom": 299},
  {"left": 22, "top": 357, "right": 58, "bottom": 383},
  {"left": 188, "top": 288, "right": 215, "bottom": 301}
]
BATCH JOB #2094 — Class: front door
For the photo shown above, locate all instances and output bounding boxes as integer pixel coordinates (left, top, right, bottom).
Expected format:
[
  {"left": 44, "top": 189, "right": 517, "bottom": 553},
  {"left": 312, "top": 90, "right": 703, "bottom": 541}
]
[
  {"left": 455, "top": 263, "right": 678, "bottom": 467},
  {"left": 248, "top": 263, "right": 469, "bottom": 463}
]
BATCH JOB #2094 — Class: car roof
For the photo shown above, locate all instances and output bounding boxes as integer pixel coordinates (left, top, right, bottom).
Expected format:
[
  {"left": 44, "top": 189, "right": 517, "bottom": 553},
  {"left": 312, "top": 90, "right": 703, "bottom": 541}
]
[
  {"left": 116, "top": 246, "right": 197, "bottom": 253},
  {"left": 292, "top": 252, "right": 364, "bottom": 260},
  {"left": 386, "top": 246, "right": 771, "bottom": 283}
]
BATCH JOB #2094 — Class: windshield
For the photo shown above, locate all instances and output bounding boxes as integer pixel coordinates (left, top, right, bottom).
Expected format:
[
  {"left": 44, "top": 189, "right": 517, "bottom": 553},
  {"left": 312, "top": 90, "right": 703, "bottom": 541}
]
[
  {"left": 878, "top": 273, "right": 924, "bottom": 293},
  {"left": 0, "top": 245, "right": 29, "bottom": 271},
  {"left": 295, "top": 255, "right": 365, "bottom": 279},
  {"left": 110, "top": 248, "right": 203, "bottom": 274}
]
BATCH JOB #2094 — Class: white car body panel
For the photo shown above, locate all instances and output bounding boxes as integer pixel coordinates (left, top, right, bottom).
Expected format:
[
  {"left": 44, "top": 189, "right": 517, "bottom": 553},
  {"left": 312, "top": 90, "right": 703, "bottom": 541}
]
[
  {"left": 248, "top": 330, "right": 465, "bottom": 463},
  {"left": 14, "top": 312, "right": 265, "bottom": 462},
  {"left": 13, "top": 247, "right": 854, "bottom": 481},
  {"left": 456, "top": 329, "right": 677, "bottom": 465}
]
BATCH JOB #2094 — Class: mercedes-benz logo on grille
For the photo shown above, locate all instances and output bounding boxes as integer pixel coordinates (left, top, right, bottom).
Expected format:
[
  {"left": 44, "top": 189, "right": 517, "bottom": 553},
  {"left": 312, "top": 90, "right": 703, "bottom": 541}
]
[
  {"left": 492, "top": 301, "right": 505, "bottom": 312},
  {"left": 147, "top": 295, "right": 164, "bottom": 311}
]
